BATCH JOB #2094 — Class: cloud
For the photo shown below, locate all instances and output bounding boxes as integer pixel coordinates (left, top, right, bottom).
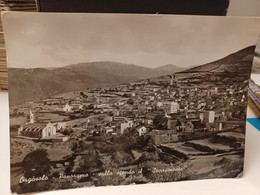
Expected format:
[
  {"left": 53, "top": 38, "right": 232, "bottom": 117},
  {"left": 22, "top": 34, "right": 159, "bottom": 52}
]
[{"left": 3, "top": 12, "right": 260, "bottom": 68}]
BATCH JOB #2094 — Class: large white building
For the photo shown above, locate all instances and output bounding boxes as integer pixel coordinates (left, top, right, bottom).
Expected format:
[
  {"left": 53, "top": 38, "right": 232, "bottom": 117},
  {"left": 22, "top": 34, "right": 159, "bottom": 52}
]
[
  {"left": 120, "top": 120, "right": 133, "bottom": 134},
  {"left": 199, "top": 113, "right": 204, "bottom": 122},
  {"left": 18, "top": 110, "right": 57, "bottom": 138},
  {"left": 209, "top": 111, "right": 215, "bottom": 123},
  {"left": 18, "top": 122, "right": 57, "bottom": 138},
  {"left": 165, "top": 102, "right": 180, "bottom": 114}
]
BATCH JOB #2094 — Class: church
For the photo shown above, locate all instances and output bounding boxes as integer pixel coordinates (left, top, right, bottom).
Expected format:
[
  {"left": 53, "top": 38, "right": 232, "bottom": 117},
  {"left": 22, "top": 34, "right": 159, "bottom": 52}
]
[{"left": 18, "top": 110, "right": 57, "bottom": 139}]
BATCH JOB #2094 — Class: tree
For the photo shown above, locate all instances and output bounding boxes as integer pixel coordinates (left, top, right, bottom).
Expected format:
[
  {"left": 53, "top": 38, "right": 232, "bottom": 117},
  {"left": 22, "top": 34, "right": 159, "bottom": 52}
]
[
  {"left": 127, "top": 98, "right": 134, "bottom": 105},
  {"left": 80, "top": 92, "right": 88, "bottom": 98},
  {"left": 62, "top": 128, "right": 73, "bottom": 136},
  {"left": 88, "top": 104, "right": 94, "bottom": 109},
  {"left": 21, "top": 149, "right": 51, "bottom": 178},
  {"left": 153, "top": 115, "right": 168, "bottom": 129},
  {"left": 75, "top": 151, "right": 103, "bottom": 173}
]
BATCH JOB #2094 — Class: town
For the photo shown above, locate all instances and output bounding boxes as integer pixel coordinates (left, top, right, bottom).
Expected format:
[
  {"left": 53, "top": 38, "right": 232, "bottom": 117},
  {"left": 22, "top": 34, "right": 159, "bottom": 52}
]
[
  {"left": 14, "top": 71, "right": 247, "bottom": 141},
  {"left": 10, "top": 70, "right": 247, "bottom": 193}
]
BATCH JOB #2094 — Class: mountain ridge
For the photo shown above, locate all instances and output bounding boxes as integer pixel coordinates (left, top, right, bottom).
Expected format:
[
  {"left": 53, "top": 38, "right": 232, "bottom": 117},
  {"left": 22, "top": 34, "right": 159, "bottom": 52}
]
[
  {"left": 8, "top": 61, "right": 184, "bottom": 106},
  {"left": 8, "top": 46, "right": 255, "bottom": 106}
]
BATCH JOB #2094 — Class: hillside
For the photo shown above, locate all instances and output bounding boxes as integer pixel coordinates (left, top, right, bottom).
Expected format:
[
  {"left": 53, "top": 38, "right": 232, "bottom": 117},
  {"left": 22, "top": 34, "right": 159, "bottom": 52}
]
[
  {"left": 65, "top": 61, "right": 184, "bottom": 78},
  {"left": 8, "top": 62, "right": 183, "bottom": 106},
  {"left": 153, "top": 64, "right": 186, "bottom": 73},
  {"left": 183, "top": 46, "right": 255, "bottom": 73}
]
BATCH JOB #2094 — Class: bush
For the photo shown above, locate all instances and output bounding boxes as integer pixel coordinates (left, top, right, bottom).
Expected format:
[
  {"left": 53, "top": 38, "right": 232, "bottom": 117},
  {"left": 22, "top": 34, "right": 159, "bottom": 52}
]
[
  {"left": 153, "top": 115, "right": 168, "bottom": 129},
  {"left": 21, "top": 149, "right": 51, "bottom": 178}
]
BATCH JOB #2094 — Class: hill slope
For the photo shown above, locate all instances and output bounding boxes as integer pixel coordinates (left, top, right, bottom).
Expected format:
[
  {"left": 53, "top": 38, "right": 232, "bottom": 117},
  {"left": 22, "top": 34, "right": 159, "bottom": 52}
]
[
  {"left": 8, "top": 62, "right": 183, "bottom": 105},
  {"left": 183, "top": 46, "right": 255, "bottom": 73}
]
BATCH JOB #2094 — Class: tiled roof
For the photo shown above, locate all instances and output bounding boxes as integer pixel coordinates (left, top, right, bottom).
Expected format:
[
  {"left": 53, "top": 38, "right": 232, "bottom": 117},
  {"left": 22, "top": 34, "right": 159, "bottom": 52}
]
[{"left": 22, "top": 123, "right": 46, "bottom": 132}]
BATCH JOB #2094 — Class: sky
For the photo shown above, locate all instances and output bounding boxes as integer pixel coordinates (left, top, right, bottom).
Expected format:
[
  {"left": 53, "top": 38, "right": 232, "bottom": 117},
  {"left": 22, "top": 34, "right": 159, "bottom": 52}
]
[{"left": 2, "top": 12, "right": 260, "bottom": 69}]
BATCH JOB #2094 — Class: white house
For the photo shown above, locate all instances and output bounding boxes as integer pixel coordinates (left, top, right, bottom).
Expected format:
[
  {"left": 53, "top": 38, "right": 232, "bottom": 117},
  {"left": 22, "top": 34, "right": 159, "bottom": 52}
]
[
  {"left": 137, "top": 126, "right": 147, "bottom": 136},
  {"left": 63, "top": 103, "right": 72, "bottom": 112},
  {"left": 199, "top": 113, "right": 204, "bottom": 122},
  {"left": 147, "top": 106, "right": 152, "bottom": 112},
  {"left": 56, "top": 122, "right": 67, "bottom": 131},
  {"left": 157, "top": 102, "right": 163, "bottom": 107},
  {"left": 209, "top": 111, "right": 215, "bottom": 123},
  {"left": 120, "top": 120, "right": 133, "bottom": 134},
  {"left": 105, "top": 127, "right": 114, "bottom": 134}
]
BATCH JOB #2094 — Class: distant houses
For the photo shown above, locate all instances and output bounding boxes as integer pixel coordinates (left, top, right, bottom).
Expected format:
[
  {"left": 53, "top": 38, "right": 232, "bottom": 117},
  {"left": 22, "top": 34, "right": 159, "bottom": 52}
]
[
  {"left": 62, "top": 102, "right": 84, "bottom": 112},
  {"left": 13, "top": 70, "right": 247, "bottom": 146}
]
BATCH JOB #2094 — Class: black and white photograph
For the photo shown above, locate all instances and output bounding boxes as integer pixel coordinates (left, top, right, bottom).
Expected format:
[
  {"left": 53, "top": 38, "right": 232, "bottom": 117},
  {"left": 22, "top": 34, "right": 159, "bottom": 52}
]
[{"left": 2, "top": 12, "right": 260, "bottom": 194}]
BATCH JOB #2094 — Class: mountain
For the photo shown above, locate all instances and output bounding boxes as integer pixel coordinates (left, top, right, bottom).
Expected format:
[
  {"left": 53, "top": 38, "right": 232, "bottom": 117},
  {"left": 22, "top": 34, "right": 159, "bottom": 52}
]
[
  {"left": 65, "top": 61, "right": 184, "bottom": 78},
  {"left": 182, "top": 46, "right": 255, "bottom": 73},
  {"left": 154, "top": 64, "right": 186, "bottom": 73},
  {"left": 8, "top": 46, "right": 255, "bottom": 106},
  {"left": 8, "top": 61, "right": 183, "bottom": 106}
]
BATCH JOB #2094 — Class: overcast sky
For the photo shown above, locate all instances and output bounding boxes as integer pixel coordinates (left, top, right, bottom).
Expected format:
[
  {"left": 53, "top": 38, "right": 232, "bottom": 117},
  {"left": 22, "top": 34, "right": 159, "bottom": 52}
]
[{"left": 2, "top": 12, "right": 260, "bottom": 69}]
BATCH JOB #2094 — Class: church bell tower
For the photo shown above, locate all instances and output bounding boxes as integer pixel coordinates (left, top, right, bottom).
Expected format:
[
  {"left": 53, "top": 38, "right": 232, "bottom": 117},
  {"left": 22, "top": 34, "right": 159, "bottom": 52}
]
[{"left": 29, "top": 110, "right": 35, "bottom": 123}]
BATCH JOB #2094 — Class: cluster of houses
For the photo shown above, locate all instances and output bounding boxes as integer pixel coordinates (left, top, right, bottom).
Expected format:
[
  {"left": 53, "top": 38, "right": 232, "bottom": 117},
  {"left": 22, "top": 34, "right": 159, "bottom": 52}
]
[{"left": 17, "top": 74, "right": 247, "bottom": 145}]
